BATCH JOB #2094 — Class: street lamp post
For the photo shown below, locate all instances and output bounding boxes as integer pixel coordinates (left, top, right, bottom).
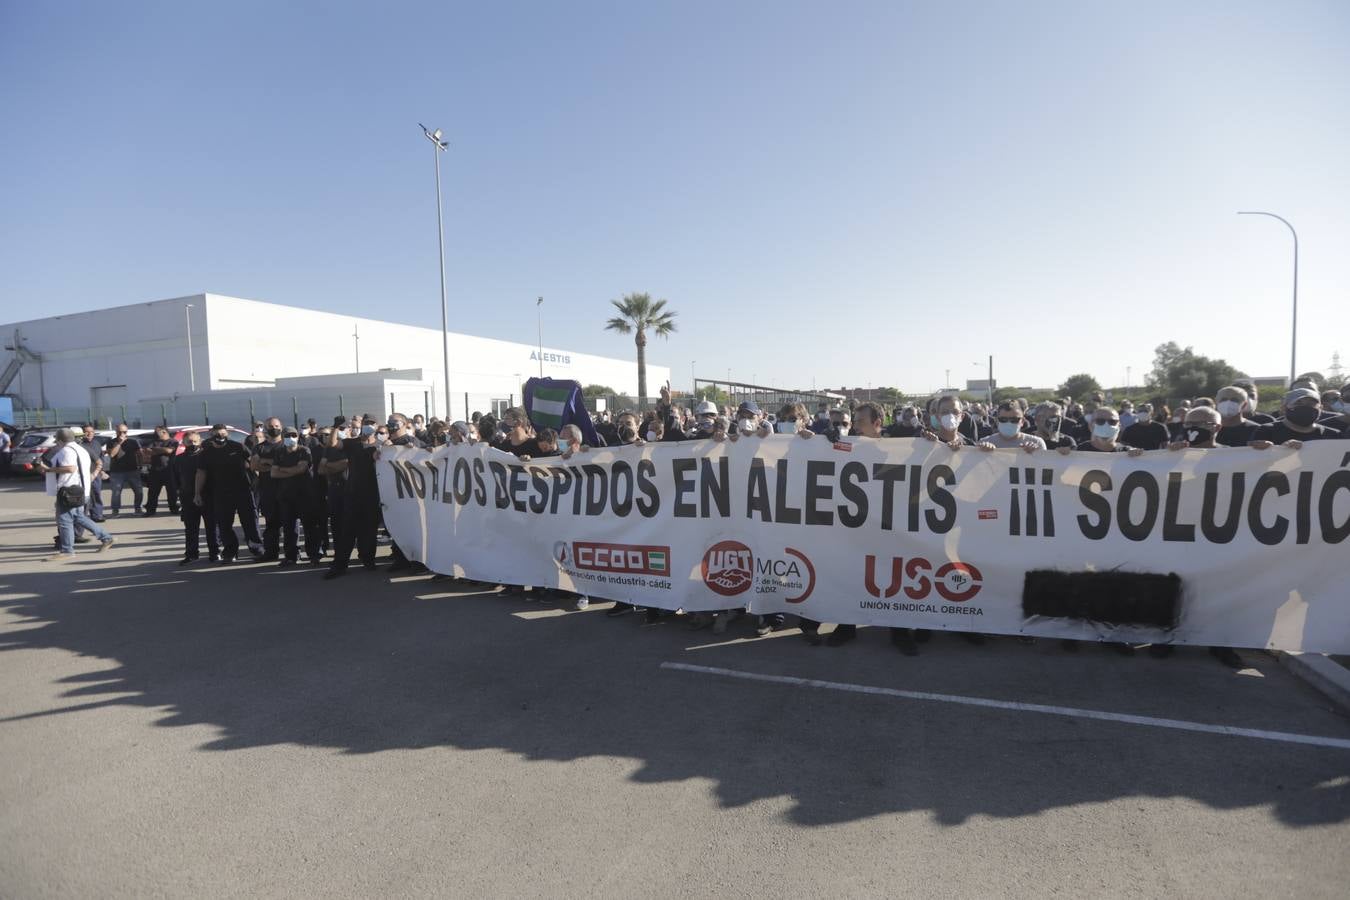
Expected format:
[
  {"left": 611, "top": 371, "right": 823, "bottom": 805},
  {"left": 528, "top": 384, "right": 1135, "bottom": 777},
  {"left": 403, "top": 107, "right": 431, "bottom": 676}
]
[
  {"left": 421, "top": 123, "right": 451, "bottom": 417},
  {"left": 353, "top": 323, "right": 360, "bottom": 372},
  {"left": 536, "top": 297, "right": 544, "bottom": 378},
  {"left": 184, "top": 304, "right": 195, "bottom": 392},
  {"left": 691, "top": 360, "right": 696, "bottom": 398},
  {"left": 1238, "top": 211, "right": 1299, "bottom": 384}
]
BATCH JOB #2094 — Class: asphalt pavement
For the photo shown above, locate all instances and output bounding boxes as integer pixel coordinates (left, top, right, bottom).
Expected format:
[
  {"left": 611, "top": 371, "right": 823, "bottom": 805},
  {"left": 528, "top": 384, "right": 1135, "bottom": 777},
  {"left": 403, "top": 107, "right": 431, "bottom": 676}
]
[{"left": 1, "top": 478, "right": 1348, "bottom": 898}]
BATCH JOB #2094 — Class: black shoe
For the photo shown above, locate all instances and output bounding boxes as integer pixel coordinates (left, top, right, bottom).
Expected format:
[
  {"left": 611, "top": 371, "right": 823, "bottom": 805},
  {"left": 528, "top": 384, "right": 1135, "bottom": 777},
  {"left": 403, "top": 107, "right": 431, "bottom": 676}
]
[
  {"left": 800, "top": 629, "right": 823, "bottom": 646},
  {"left": 1209, "top": 646, "right": 1244, "bottom": 669},
  {"left": 1113, "top": 642, "right": 1136, "bottom": 657},
  {"left": 644, "top": 608, "right": 662, "bottom": 625},
  {"left": 259, "top": 554, "right": 279, "bottom": 563},
  {"left": 606, "top": 602, "right": 634, "bottom": 618},
  {"left": 361, "top": 560, "right": 377, "bottom": 571},
  {"left": 826, "top": 626, "right": 857, "bottom": 647},
  {"left": 279, "top": 558, "right": 297, "bottom": 568},
  {"left": 323, "top": 568, "right": 347, "bottom": 580},
  {"left": 74, "top": 535, "right": 93, "bottom": 544},
  {"left": 209, "top": 555, "right": 220, "bottom": 562},
  {"left": 891, "top": 629, "right": 919, "bottom": 656},
  {"left": 169, "top": 506, "right": 180, "bottom": 514},
  {"left": 91, "top": 517, "right": 107, "bottom": 523},
  {"left": 1148, "top": 643, "right": 1173, "bottom": 658},
  {"left": 218, "top": 556, "right": 235, "bottom": 565},
  {"left": 388, "top": 560, "right": 412, "bottom": 572},
  {"left": 178, "top": 557, "right": 198, "bottom": 566},
  {"left": 913, "top": 628, "right": 932, "bottom": 643},
  {"left": 961, "top": 632, "right": 987, "bottom": 646},
  {"left": 410, "top": 562, "right": 428, "bottom": 574}
]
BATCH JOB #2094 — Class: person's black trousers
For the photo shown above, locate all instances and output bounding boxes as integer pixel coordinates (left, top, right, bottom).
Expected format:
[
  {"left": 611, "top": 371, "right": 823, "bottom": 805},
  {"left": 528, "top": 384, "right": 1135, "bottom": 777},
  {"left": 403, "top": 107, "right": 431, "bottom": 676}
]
[
  {"left": 145, "top": 468, "right": 179, "bottom": 513},
  {"left": 181, "top": 499, "right": 219, "bottom": 560},
  {"left": 209, "top": 491, "right": 263, "bottom": 560},
  {"left": 330, "top": 494, "right": 378, "bottom": 572}
]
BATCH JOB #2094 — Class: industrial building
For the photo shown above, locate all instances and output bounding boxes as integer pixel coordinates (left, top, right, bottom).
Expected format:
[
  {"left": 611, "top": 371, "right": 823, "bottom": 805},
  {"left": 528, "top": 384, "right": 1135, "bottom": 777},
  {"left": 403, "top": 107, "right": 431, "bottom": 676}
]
[{"left": 0, "top": 293, "right": 669, "bottom": 426}]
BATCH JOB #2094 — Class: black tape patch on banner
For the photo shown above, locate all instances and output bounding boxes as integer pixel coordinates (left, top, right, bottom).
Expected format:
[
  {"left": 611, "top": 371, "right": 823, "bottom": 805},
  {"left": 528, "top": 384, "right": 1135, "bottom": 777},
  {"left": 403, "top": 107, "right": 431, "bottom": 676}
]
[{"left": 1021, "top": 570, "right": 1182, "bottom": 629}]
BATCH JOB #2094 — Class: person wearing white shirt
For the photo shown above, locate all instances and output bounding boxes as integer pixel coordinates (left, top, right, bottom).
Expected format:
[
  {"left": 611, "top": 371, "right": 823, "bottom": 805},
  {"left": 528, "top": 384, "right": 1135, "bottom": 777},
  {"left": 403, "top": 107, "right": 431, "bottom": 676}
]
[{"left": 34, "top": 428, "right": 115, "bottom": 561}]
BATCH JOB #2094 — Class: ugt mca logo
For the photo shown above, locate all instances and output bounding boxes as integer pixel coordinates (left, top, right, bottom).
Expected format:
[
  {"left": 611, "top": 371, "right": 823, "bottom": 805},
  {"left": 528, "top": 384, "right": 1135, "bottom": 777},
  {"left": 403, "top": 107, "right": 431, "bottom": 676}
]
[{"left": 701, "top": 540, "right": 754, "bottom": 597}]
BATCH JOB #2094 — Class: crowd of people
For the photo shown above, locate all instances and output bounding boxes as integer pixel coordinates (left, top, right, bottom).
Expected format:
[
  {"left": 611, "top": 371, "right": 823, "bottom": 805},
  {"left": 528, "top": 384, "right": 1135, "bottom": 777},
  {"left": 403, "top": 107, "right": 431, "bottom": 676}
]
[{"left": 28, "top": 374, "right": 1348, "bottom": 662}]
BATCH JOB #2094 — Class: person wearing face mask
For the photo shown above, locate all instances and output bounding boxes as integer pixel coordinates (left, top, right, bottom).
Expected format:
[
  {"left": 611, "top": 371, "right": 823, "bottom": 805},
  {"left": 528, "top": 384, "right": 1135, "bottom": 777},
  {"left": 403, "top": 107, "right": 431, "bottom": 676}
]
[
  {"left": 886, "top": 405, "right": 923, "bottom": 438},
  {"left": 1076, "top": 409, "right": 1145, "bottom": 456},
  {"left": 1251, "top": 388, "right": 1337, "bottom": 448},
  {"left": 1118, "top": 400, "right": 1137, "bottom": 431},
  {"left": 263, "top": 426, "right": 318, "bottom": 567},
  {"left": 195, "top": 424, "right": 264, "bottom": 563},
  {"left": 984, "top": 401, "right": 1046, "bottom": 452},
  {"left": 323, "top": 419, "right": 381, "bottom": 579},
  {"left": 173, "top": 431, "right": 218, "bottom": 564},
  {"left": 77, "top": 423, "right": 108, "bottom": 522},
  {"left": 1226, "top": 379, "right": 1270, "bottom": 424},
  {"left": 610, "top": 412, "right": 644, "bottom": 447},
  {"left": 249, "top": 417, "right": 288, "bottom": 562},
  {"left": 728, "top": 401, "right": 772, "bottom": 442},
  {"left": 382, "top": 414, "right": 428, "bottom": 573},
  {"left": 920, "top": 395, "right": 976, "bottom": 450},
  {"left": 1031, "top": 402, "right": 1077, "bottom": 453},
  {"left": 245, "top": 422, "right": 265, "bottom": 452},
  {"left": 1120, "top": 402, "right": 1170, "bottom": 451},
  {"left": 106, "top": 423, "right": 144, "bottom": 516},
  {"left": 141, "top": 424, "right": 181, "bottom": 517},
  {"left": 1166, "top": 400, "right": 1192, "bottom": 442},
  {"left": 1213, "top": 386, "right": 1262, "bottom": 447},
  {"left": 1167, "top": 406, "right": 1223, "bottom": 451},
  {"left": 1320, "top": 390, "right": 1348, "bottom": 433}
]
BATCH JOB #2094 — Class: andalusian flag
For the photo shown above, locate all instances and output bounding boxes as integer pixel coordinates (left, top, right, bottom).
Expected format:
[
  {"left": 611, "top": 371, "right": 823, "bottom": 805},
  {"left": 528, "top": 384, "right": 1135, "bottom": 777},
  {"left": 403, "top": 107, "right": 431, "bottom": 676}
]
[{"left": 524, "top": 378, "right": 602, "bottom": 447}]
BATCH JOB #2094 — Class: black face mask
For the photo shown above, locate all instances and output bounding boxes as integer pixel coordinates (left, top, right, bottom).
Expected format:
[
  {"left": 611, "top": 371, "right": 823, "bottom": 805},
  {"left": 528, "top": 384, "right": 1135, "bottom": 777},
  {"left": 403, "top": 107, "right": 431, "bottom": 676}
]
[
  {"left": 617, "top": 425, "right": 637, "bottom": 443},
  {"left": 1185, "top": 427, "right": 1213, "bottom": 445},
  {"left": 1043, "top": 416, "right": 1062, "bottom": 434},
  {"left": 1285, "top": 406, "right": 1319, "bottom": 427},
  {"left": 211, "top": 435, "right": 227, "bottom": 445},
  {"left": 266, "top": 427, "right": 282, "bottom": 438}
]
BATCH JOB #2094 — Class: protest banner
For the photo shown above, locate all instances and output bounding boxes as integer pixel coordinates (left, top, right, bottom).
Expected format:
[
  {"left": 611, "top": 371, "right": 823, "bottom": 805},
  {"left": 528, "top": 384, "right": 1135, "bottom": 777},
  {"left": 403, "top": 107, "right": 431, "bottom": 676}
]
[{"left": 377, "top": 437, "right": 1350, "bottom": 653}]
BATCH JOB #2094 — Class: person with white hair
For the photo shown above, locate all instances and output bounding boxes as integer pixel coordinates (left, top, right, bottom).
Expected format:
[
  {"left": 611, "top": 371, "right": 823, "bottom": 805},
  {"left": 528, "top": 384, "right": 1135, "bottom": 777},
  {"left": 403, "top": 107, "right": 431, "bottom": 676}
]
[{"left": 34, "top": 427, "right": 115, "bottom": 561}]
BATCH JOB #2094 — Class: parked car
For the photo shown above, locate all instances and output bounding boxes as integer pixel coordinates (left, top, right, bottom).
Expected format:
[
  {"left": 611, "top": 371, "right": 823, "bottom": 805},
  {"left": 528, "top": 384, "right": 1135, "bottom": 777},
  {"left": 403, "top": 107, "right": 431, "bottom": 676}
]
[{"left": 9, "top": 430, "right": 57, "bottom": 474}]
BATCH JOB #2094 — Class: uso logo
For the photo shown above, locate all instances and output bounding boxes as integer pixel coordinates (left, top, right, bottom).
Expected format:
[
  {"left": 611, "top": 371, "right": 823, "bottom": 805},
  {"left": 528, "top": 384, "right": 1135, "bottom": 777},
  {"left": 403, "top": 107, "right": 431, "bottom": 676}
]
[
  {"left": 864, "top": 556, "right": 984, "bottom": 602},
  {"left": 701, "top": 540, "right": 754, "bottom": 597}
]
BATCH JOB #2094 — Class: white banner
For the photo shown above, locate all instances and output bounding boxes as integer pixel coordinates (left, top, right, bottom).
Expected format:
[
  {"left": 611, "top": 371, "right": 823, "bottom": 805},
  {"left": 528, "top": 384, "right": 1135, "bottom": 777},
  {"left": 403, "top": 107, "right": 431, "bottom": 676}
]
[{"left": 376, "top": 437, "right": 1350, "bottom": 653}]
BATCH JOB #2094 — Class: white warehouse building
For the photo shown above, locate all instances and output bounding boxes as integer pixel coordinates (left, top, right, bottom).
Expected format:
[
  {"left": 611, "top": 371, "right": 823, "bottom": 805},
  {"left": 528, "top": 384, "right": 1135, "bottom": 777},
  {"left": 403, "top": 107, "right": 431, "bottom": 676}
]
[{"left": 0, "top": 293, "right": 668, "bottom": 426}]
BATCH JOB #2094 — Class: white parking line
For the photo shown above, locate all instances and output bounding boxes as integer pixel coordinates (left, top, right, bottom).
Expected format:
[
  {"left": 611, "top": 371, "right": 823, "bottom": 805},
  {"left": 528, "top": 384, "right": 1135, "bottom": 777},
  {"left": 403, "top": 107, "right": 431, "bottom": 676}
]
[{"left": 660, "top": 662, "right": 1350, "bottom": 751}]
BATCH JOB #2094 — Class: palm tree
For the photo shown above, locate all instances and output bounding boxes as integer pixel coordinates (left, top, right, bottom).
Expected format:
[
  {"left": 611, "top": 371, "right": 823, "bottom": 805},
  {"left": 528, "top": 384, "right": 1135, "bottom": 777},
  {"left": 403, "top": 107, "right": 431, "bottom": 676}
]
[{"left": 604, "top": 292, "right": 677, "bottom": 407}]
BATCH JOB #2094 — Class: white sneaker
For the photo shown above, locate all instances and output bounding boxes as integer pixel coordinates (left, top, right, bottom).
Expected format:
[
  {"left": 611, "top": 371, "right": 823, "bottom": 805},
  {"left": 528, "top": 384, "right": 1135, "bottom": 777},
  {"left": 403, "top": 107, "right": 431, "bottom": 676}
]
[{"left": 574, "top": 595, "right": 590, "bottom": 610}]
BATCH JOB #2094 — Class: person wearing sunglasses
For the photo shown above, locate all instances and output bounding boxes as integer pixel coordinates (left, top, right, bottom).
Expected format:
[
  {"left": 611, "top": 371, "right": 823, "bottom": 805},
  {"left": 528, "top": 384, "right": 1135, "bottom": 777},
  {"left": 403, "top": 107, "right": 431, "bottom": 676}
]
[
  {"left": 1076, "top": 409, "right": 1145, "bottom": 456},
  {"left": 982, "top": 401, "right": 1046, "bottom": 452}
]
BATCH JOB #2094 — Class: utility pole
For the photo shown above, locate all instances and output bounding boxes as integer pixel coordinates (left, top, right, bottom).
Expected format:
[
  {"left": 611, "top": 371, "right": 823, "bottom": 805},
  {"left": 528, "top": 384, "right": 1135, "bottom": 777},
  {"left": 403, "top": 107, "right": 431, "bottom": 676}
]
[{"left": 353, "top": 323, "right": 360, "bottom": 372}]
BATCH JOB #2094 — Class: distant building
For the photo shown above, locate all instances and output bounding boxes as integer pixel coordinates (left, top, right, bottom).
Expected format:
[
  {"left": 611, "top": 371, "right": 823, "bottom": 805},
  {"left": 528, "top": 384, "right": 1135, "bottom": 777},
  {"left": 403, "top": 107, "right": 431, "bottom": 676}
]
[{"left": 1, "top": 293, "right": 668, "bottom": 425}]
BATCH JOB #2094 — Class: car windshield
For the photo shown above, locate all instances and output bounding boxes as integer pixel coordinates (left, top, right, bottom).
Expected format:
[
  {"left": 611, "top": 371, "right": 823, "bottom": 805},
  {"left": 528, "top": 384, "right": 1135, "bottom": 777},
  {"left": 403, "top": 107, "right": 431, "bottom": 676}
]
[{"left": 18, "top": 433, "right": 51, "bottom": 449}]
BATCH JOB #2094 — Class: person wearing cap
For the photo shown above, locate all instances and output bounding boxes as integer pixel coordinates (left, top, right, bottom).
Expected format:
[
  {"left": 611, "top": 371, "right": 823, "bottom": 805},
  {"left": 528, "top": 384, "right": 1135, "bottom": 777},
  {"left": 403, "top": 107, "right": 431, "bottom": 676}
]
[
  {"left": 1031, "top": 401, "right": 1078, "bottom": 453},
  {"left": 1251, "top": 389, "right": 1338, "bottom": 448},
  {"left": 688, "top": 400, "right": 719, "bottom": 438},
  {"left": 1321, "top": 389, "right": 1349, "bottom": 434},
  {"left": 264, "top": 425, "right": 316, "bottom": 567},
  {"left": 728, "top": 401, "right": 771, "bottom": 441}
]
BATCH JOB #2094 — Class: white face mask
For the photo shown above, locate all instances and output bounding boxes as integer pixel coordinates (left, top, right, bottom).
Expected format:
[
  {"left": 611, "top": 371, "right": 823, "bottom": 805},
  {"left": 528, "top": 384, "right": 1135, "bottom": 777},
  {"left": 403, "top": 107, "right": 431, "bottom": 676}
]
[
  {"left": 997, "top": 421, "right": 1020, "bottom": 438},
  {"left": 300, "top": 428, "right": 310, "bottom": 437},
  {"left": 939, "top": 413, "right": 960, "bottom": 431},
  {"left": 1216, "top": 400, "right": 1242, "bottom": 418},
  {"left": 283, "top": 437, "right": 298, "bottom": 448},
  {"left": 646, "top": 430, "right": 658, "bottom": 442},
  {"left": 1093, "top": 423, "right": 1120, "bottom": 440}
]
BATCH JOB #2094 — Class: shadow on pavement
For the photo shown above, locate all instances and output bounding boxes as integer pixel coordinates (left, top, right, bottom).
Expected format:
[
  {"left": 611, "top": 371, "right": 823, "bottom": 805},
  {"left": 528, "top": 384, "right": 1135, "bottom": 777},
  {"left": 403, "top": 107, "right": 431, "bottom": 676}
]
[{"left": 0, "top": 511, "right": 1348, "bottom": 831}]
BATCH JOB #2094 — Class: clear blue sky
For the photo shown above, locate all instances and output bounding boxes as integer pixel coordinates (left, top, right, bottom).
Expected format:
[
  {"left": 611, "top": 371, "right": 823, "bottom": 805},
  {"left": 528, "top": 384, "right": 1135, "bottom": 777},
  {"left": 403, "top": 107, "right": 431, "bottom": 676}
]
[{"left": 2, "top": 1, "right": 1347, "bottom": 396}]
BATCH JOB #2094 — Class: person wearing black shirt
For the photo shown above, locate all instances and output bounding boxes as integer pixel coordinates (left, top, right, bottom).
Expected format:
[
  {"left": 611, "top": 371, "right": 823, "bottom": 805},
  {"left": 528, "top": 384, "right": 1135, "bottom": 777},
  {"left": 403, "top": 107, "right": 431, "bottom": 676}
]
[
  {"left": 919, "top": 395, "right": 976, "bottom": 449},
  {"left": 886, "top": 404, "right": 924, "bottom": 438},
  {"left": 1076, "top": 409, "right": 1145, "bottom": 456},
  {"left": 383, "top": 414, "right": 427, "bottom": 573},
  {"left": 78, "top": 424, "right": 107, "bottom": 522},
  {"left": 1232, "top": 380, "right": 1275, "bottom": 424},
  {"left": 324, "top": 422, "right": 380, "bottom": 579},
  {"left": 1252, "top": 389, "right": 1338, "bottom": 447},
  {"left": 266, "top": 426, "right": 315, "bottom": 566},
  {"left": 142, "top": 425, "right": 181, "bottom": 516},
  {"left": 1214, "top": 385, "right": 1263, "bottom": 447},
  {"left": 501, "top": 407, "right": 539, "bottom": 459},
  {"left": 106, "top": 423, "right": 144, "bottom": 515},
  {"left": 251, "top": 417, "right": 287, "bottom": 562},
  {"left": 173, "top": 431, "right": 218, "bottom": 564},
  {"left": 195, "top": 424, "right": 263, "bottom": 563},
  {"left": 1119, "top": 406, "right": 1171, "bottom": 451},
  {"left": 1030, "top": 402, "right": 1076, "bottom": 453}
]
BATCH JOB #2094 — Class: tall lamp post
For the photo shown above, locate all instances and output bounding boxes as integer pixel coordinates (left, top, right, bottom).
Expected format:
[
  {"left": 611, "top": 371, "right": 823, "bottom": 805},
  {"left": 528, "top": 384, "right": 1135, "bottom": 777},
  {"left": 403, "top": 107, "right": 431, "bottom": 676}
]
[
  {"left": 421, "top": 123, "right": 451, "bottom": 417},
  {"left": 184, "top": 303, "right": 195, "bottom": 392},
  {"left": 1238, "top": 211, "right": 1299, "bottom": 384},
  {"left": 536, "top": 296, "right": 544, "bottom": 378}
]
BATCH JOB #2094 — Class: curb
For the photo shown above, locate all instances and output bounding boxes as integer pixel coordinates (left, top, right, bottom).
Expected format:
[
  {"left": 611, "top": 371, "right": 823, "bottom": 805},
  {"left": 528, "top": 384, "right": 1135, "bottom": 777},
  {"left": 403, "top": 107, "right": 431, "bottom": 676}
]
[{"left": 1274, "top": 651, "right": 1350, "bottom": 714}]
